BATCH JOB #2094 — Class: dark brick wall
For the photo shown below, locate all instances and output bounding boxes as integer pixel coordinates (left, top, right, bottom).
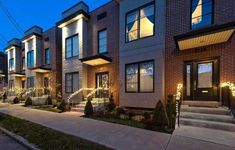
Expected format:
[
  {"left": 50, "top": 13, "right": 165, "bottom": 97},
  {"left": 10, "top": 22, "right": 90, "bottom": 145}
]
[
  {"left": 165, "top": 0, "right": 235, "bottom": 100},
  {"left": 87, "top": 1, "right": 120, "bottom": 104}
]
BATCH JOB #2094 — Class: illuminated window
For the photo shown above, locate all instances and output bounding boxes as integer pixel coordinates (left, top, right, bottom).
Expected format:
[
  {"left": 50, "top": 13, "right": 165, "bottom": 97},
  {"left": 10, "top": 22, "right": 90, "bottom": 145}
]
[
  {"left": 65, "top": 34, "right": 78, "bottom": 59},
  {"left": 27, "top": 50, "right": 34, "bottom": 68},
  {"left": 191, "top": 0, "right": 213, "bottom": 29},
  {"left": 9, "top": 58, "right": 14, "bottom": 71},
  {"left": 126, "top": 2, "right": 155, "bottom": 42},
  {"left": 98, "top": 29, "right": 107, "bottom": 53},
  {"left": 65, "top": 72, "right": 79, "bottom": 93},
  {"left": 126, "top": 60, "right": 154, "bottom": 92}
]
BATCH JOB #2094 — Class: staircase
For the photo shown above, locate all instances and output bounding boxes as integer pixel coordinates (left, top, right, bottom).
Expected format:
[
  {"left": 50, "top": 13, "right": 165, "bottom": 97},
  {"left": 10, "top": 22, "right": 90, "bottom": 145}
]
[
  {"left": 71, "top": 98, "right": 109, "bottom": 113},
  {"left": 179, "top": 101, "right": 235, "bottom": 132}
]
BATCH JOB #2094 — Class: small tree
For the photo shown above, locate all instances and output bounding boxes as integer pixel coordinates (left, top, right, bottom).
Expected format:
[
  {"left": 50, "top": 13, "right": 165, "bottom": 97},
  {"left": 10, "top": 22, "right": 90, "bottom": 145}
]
[
  {"left": 84, "top": 98, "right": 93, "bottom": 117},
  {"left": 25, "top": 97, "right": 32, "bottom": 106},
  {"left": 13, "top": 97, "right": 19, "bottom": 104},
  {"left": 58, "top": 100, "right": 66, "bottom": 112},
  {"left": 106, "top": 93, "right": 116, "bottom": 112},
  {"left": 152, "top": 100, "right": 167, "bottom": 127}
]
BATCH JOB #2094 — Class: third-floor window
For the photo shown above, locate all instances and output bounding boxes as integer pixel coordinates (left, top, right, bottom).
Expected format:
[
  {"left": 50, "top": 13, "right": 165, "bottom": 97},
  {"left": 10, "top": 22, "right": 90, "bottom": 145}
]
[
  {"left": 191, "top": 0, "right": 213, "bottom": 29},
  {"left": 126, "top": 2, "right": 155, "bottom": 42},
  {"left": 65, "top": 34, "right": 78, "bottom": 59},
  {"left": 45, "top": 48, "right": 50, "bottom": 65},
  {"left": 98, "top": 29, "right": 107, "bottom": 53},
  {"left": 27, "top": 50, "right": 34, "bottom": 68}
]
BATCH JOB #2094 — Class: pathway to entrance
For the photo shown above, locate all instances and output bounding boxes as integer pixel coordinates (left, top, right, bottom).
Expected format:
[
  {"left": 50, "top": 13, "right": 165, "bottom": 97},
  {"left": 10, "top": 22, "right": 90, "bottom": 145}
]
[{"left": 0, "top": 103, "right": 234, "bottom": 150}]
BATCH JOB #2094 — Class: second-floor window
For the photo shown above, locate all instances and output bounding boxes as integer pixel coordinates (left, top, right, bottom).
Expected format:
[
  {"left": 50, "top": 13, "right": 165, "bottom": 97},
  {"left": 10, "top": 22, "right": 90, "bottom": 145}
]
[
  {"left": 191, "top": 0, "right": 213, "bottom": 29},
  {"left": 126, "top": 2, "right": 155, "bottom": 42},
  {"left": 45, "top": 48, "right": 50, "bottom": 65},
  {"left": 65, "top": 34, "right": 78, "bottom": 59},
  {"left": 9, "top": 58, "right": 14, "bottom": 71},
  {"left": 22, "top": 57, "right": 25, "bottom": 70},
  {"left": 98, "top": 29, "right": 107, "bottom": 53},
  {"left": 27, "top": 50, "right": 34, "bottom": 68}
]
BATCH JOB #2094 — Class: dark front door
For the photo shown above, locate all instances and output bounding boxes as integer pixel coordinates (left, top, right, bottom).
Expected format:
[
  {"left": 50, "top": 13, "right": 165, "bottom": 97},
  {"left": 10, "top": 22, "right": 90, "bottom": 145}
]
[
  {"left": 96, "top": 72, "right": 109, "bottom": 98},
  {"left": 184, "top": 59, "right": 219, "bottom": 101}
]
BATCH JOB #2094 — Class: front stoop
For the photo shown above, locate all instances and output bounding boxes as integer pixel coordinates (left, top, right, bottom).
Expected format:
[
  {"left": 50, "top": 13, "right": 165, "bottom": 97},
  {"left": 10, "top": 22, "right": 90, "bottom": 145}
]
[{"left": 179, "top": 101, "right": 235, "bottom": 132}]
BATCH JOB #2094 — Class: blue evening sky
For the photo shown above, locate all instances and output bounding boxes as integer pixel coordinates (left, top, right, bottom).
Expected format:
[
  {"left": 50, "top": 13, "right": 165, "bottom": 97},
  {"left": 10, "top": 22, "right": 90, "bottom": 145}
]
[{"left": 0, "top": 0, "right": 111, "bottom": 51}]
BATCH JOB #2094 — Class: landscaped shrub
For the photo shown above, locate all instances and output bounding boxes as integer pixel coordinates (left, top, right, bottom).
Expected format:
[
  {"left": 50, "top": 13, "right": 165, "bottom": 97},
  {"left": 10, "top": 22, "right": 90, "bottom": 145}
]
[
  {"left": 166, "top": 95, "right": 176, "bottom": 129},
  {"left": 25, "top": 97, "right": 32, "bottom": 106},
  {"left": 13, "top": 97, "right": 19, "bottom": 104},
  {"left": 84, "top": 98, "right": 93, "bottom": 117},
  {"left": 46, "top": 96, "right": 53, "bottom": 105},
  {"left": 127, "top": 110, "right": 136, "bottom": 120},
  {"left": 143, "top": 112, "right": 151, "bottom": 121},
  {"left": 58, "top": 100, "right": 66, "bottom": 112},
  {"left": 152, "top": 100, "right": 167, "bottom": 127},
  {"left": 106, "top": 93, "right": 116, "bottom": 112},
  {"left": 115, "top": 107, "right": 126, "bottom": 116},
  {"left": 18, "top": 96, "right": 25, "bottom": 102}
]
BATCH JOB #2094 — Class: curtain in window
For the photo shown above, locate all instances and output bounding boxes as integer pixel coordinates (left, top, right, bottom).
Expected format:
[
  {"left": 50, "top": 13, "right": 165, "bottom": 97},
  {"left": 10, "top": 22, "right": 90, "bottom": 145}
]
[
  {"left": 140, "top": 5, "right": 154, "bottom": 38},
  {"left": 73, "top": 73, "right": 79, "bottom": 92},
  {"left": 126, "top": 11, "right": 139, "bottom": 41}
]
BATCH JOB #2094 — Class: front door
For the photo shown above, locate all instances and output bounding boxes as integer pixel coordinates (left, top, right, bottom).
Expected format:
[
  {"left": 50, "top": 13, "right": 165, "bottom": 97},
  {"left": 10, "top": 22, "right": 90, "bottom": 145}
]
[
  {"left": 96, "top": 72, "right": 109, "bottom": 98},
  {"left": 184, "top": 59, "right": 219, "bottom": 101}
]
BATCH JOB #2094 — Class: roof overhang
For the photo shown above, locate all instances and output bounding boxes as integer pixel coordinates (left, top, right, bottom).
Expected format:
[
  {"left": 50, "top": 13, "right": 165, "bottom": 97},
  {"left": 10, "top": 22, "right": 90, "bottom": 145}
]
[
  {"left": 57, "top": 10, "right": 89, "bottom": 28},
  {"left": 79, "top": 54, "right": 112, "bottom": 66},
  {"left": 175, "top": 22, "right": 235, "bottom": 50},
  {"left": 9, "top": 72, "right": 25, "bottom": 77},
  {"left": 5, "top": 44, "right": 21, "bottom": 52},
  {"left": 22, "top": 33, "right": 42, "bottom": 43},
  {"left": 29, "top": 67, "right": 51, "bottom": 73}
]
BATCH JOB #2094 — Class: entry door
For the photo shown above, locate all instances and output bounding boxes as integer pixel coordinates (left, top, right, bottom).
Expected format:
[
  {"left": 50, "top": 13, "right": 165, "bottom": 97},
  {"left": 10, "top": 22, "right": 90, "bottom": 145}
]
[
  {"left": 44, "top": 77, "right": 49, "bottom": 95},
  {"left": 96, "top": 72, "right": 109, "bottom": 98},
  {"left": 184, "top": 59, "right": 219, "bottom": 101}
]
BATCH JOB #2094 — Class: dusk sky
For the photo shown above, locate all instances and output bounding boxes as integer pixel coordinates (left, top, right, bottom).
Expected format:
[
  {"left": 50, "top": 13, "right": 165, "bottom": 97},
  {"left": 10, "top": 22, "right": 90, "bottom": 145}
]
[{"left": 0, "top": 0, "right": 111, "bottom": 51}]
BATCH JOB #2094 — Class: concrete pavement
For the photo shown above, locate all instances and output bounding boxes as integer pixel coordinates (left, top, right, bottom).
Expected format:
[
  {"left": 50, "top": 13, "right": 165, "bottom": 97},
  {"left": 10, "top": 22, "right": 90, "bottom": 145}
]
[{"left": 0, "top": 103, "right": 235, "bottom": 150}]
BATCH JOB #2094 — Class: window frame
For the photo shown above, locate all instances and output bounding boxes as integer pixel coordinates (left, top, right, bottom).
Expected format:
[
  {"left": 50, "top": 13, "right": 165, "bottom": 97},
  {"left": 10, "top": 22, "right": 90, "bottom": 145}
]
[
  {"left": 27, "top": 77, "right": 34, "bottom": 88},
  {"left": 65, "top": 72, "right": 79, "bottom": 93},
  {"left": 65, "top": 34, "right": 79, "bottom": 59},
  {"left": 9, "top": 58, "right": 14, "bottom": 71},
  {"left": 125, "top": 1, "right": 155, "bottom": 43},
  {"left": 27, "top": 50, "right": 34, "bottom": 68},
  {"left": 125, "top": 60, "right": 155, "bottom": 93},
  {"left": 190, "top": 0, "right": 214, "bottom": 30},
  {"left": 98, "top": 28, "right": 108, "bottom": 54},
  {"left": 45, "top": 48, "right": 50, "bottom": 65}
]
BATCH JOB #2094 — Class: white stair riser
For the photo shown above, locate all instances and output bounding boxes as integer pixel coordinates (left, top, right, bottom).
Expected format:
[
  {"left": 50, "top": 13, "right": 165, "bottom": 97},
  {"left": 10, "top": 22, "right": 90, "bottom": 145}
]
[
  {"left": 181, "top": 107, "right": 229, "bottom": 115},
  {"left": 182, "top": 101, "right": 219, "bottom": 108}
]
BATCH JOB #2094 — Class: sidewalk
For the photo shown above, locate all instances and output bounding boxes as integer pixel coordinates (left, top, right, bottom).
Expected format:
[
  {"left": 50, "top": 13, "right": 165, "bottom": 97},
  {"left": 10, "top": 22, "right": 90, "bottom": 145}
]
[{"left": 0, "top": 103, "right": 234, "bottom": 150}]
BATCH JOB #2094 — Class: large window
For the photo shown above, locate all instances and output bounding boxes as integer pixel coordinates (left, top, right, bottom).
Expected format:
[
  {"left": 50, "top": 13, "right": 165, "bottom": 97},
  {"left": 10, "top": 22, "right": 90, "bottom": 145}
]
[
  {"left": 126, "top": 60, "right": 154, "bottom": 92},
  {"left": 65, "top": 72, "right": 79, "bottom": 93},
  {"left": 65, "top": 34, "right": 78, "bottom": 59},
  {"left": 45, "top": 48, "right": 50, "bottom": 65},
  {"left": 126, "top": 2, "right": 155, "bottom": 42},
  {"left": 191, "top": 0, "right": 213, "bottom": 29},
  {"left": 9, "top": 58, "right": 14, "bottom": 71},
  {"left": 27, "top": 77, "right": 34, "bottom": 88},
  {"left": 27, "top": 50, "right": 34, "bottom": 68},
  {"left": 98, "top": 29, "right": 107, "bottom": 53}
]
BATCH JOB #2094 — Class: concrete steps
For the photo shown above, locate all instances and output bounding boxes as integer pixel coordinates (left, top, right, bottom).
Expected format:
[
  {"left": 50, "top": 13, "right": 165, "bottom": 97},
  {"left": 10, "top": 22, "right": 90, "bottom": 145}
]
[
  {"left": 180, "top": 118, "right": 235, "bottom": 132},
  {"left": 179, "top": 100, "right": 235, "bottom": 132}
]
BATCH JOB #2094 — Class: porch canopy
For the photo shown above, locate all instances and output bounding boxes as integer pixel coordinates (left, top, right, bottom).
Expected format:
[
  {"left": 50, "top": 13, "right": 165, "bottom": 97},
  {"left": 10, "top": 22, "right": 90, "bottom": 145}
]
[
  {"left": 29, "top": 67, "right": 51, "bottom": 73},
  {"left": 9, "top": 72, "right": 25, "bottom": 77},
  {"left": 175, "top": 22, "right": 235, "bottom": 50},
  {"left": 80, "top": 54, "right": 112, "bottom": 66}
]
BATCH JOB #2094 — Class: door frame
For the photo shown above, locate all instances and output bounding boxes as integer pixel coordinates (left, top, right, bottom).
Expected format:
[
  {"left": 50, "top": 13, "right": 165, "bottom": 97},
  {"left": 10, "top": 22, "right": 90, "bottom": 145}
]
[
  {"left": 183, "top": 57, "right": 220, "bottom": 101},
  {"left": 95, "top": 71, "right": 109, "bottom": 89}
]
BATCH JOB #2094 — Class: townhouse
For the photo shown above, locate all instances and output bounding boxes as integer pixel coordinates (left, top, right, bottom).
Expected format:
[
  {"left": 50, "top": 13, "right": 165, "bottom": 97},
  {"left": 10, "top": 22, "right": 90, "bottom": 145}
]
[
  {"left": 57, "top": 1, "right": 119, "bottom": 103},
  {"left": 0, "top": 52, "right": 7, "bottom": 90},
  {"left": 6, "top": 26, "right": 62, "bottom": 98}
]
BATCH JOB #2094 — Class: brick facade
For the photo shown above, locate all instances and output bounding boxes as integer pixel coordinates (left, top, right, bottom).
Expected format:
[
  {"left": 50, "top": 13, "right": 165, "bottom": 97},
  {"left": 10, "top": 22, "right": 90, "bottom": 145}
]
[{"left": 165, "top": 0, "right": 235, "bottom": 101}]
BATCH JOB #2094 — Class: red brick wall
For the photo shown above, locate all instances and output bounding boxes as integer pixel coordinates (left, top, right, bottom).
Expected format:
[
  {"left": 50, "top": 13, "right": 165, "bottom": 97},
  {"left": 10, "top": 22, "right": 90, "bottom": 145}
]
[{"left": 165, "top": 0, "right": 235, "bottom": 101}]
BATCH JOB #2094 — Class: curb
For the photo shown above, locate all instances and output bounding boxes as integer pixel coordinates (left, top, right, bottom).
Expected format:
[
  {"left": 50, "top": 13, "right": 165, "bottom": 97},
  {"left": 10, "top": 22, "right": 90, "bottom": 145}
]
[{"left": 0, "top": 126, "right": 40, "bottom": 150}]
